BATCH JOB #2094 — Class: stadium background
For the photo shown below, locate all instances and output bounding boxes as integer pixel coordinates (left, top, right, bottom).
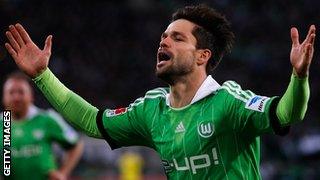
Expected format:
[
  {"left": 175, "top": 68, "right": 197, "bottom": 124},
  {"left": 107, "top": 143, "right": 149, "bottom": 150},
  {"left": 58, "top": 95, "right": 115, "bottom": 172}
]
[{"left": 0, "top": 0, "right": 319, "bottom": 179}]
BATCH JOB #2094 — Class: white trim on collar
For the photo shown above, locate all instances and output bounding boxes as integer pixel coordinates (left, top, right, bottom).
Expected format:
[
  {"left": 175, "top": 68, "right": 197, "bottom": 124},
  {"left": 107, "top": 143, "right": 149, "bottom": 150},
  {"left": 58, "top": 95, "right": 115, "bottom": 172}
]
[
  {"left": 26, "top": 105, "right": 40, "bottom": 120},
  {"left": 190, "top": 75, "right": 221, "bottom": 104},
  {"left": 166, "top": 75, "right": 220, "bottom": 107}
]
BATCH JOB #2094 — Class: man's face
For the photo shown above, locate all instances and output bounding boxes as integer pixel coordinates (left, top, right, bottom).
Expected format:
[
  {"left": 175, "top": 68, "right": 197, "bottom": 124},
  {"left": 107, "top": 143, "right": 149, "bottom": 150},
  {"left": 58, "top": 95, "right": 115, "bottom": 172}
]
[
  {"left": 2, "top": 79, "right": 33, "bottom": 117},
  {"left": 156, "top": 19, "right": 199, "bottom": 83}
]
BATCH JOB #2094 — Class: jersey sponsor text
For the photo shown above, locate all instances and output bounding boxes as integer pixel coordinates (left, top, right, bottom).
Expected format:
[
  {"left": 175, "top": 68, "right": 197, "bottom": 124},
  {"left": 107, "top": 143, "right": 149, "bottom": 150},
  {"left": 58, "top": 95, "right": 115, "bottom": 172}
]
[{"left": 162, "top": 147, "right": 219, "bottom": 174}]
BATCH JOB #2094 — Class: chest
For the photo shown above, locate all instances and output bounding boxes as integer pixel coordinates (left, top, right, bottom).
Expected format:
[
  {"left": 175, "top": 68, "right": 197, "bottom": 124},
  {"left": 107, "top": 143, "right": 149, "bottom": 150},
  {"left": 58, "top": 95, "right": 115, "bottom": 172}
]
[
  {"left": 12, "top": 122, "right": 48, "bottom": 148},
  {"left": 150, "top": 102, "right": 228, "bottom": 155},
  {"left": 148, "top": 103, "right": 230, "bottom": 176}
]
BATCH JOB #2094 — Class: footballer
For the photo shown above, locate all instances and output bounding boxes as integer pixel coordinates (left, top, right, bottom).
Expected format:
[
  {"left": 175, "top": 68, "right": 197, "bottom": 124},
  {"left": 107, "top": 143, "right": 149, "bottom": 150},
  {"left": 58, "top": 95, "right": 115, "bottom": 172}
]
[{"left": 1, "top": 72, "right": 83, "bottom": 180}]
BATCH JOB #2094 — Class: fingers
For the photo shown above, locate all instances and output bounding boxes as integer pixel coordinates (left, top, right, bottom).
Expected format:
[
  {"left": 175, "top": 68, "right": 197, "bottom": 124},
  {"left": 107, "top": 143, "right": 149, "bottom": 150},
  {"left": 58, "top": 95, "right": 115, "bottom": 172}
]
[
  {"left": 306, "top": 25, "right": 316, "bottom": 61},
  {"left": 305, "top": 43, "right": 313, "bottom": 64},
  {"left": 302, "top": 25, "right": 316, "bottom": 45},
  {"left": 291, "top": 27, "right": 299, "bottom": 47},
  {"left": 43, "top": 35, "right": 52, "bottom": 54},
  {"left": 304, "top": 26, "right": 316, "bottom": 63},
  {"left": 310, "top": 33, "right": 316, "bottom": 46},
  {"left": 307, "top": 25, "right": 316, "bottom": 40},
  {"left": 5, "top": 31, "right": 20, "bottom": 52},
  {"left": 307, "top": 25, "right": 316, "bottom": 46},
  {"left": 15, "top": 23, "right": 33, "bottom": 44},
  {"left": 9, "top": 25, "right": 25, "bottom": 47},
  {"left": 5, "top": 43, "right": 18, "bottom": 60}
]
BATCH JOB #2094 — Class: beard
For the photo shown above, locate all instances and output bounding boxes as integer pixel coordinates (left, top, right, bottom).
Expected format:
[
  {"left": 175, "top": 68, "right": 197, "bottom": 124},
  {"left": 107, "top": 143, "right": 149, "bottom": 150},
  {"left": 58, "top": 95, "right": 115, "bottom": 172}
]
[
  {"left": 6, "top": 103, "right": 29, "bottom": 119},
  {"left": 155, "top": 59, "right": 194, "bottom": 85}
]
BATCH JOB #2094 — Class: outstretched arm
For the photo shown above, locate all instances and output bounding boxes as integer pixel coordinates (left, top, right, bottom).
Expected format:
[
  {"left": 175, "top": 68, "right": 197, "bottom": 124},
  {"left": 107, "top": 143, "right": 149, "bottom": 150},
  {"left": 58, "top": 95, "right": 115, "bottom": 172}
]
[
  {"left": 276, "top": 25, "right": 316, "bottom": 126},
  {"left": 5, "top": 24, "right": 102, "bottom": 137}
]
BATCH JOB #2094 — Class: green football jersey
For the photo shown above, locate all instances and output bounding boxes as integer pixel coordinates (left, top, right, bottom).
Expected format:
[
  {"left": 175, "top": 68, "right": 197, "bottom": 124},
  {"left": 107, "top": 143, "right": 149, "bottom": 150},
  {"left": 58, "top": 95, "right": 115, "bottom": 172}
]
[
  {"left": 97, "top": 76, "right": 288, "bottom": 179},
  {"left": 1, "top": 106, "right": 79, "bottom": 180}
]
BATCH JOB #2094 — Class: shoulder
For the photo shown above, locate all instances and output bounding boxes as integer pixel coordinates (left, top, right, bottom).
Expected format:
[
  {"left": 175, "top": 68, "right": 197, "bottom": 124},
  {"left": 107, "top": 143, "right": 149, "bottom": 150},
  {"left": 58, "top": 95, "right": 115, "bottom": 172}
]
[
  {"left": 31, "top": 107, "right": 53, "bottom": 121},
  {"left": 27, "top": 106, "right": 49, "bottom": 119},
  {"left": 127, "top": 87, "right": 168, "bottom": 111},
  {"left": 143, "top": 87, "right": 169, "bottom": 106},
  {"left": 135, "top": 87, "right": 168, "bottom": 103},
  {"left": 217, "top": 80, "right": 255, "bottom": 102},
  {"left": 44, "top": 109, "right": 73, "bottom": 129},
  {"left": 31, "top": 108, "right": 68, "bottom": 128},
  {"left": 145, "top": 87, "right": 169, "bottom": 99}
]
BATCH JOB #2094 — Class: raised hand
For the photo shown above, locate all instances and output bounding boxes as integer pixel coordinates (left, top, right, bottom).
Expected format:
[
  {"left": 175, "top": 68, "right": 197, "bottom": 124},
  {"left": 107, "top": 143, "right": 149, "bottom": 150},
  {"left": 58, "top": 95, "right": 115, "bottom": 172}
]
[
  {"left": 5, "top": 23, "right": 52, "bottom": 78},
  {"left": 290, "top": 25, "right": 316, "bottom": 77}
]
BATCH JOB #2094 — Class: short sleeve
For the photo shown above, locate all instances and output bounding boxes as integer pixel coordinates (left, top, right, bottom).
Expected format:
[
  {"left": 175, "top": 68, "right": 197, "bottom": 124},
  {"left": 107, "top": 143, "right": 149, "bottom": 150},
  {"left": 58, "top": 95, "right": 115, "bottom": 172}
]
[
  {"left": 96, "top": 97, "right": 153, "bottom": 150},
  {"left": 219, "top": 81, "right": 289, "bottom": 136},
  {"left": 46, "top": 110, "right": 79, "bottom": 149}
]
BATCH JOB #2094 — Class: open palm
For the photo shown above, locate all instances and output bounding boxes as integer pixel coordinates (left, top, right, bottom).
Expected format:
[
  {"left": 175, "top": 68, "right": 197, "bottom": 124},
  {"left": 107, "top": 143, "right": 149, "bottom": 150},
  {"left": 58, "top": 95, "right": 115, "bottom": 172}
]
[
  {"left": 290, "top": 25, "right": 316, "bottom": 77},
  {"left": 5, "top": 24, "right": 52, "bottom": 78}
]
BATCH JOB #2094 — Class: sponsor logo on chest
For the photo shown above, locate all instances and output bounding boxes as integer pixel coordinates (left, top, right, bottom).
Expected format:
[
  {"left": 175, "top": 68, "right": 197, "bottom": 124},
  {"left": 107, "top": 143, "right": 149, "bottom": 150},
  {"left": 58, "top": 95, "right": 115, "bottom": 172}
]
[
  {"left": 12, "top": 145, "right": 42, "bottom": 157},
  {"left": 162, "top": 147, "right": 219, "bottom": 174}
]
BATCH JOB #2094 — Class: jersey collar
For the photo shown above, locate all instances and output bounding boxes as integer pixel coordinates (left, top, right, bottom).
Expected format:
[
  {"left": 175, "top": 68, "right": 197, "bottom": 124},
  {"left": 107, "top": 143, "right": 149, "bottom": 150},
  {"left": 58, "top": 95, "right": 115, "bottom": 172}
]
[
  {"left": 26, "top": 105, "right": 40, "bottom": 120},
  {"left": 166, "top": 75, "right": 221, "bottom": 106}
]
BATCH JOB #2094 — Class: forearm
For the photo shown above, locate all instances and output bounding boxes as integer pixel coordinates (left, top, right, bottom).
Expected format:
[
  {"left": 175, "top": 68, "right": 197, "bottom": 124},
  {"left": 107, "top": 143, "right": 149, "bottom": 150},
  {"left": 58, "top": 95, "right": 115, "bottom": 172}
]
[
  {"left": 276, "top": 72, "right": 310, "bottom": 126},
  {"left": 60, "top": 141, "right": 84, "bottom": 176},
  {"left": 33, "top": 68, "right": 102, "bottom": 138}
]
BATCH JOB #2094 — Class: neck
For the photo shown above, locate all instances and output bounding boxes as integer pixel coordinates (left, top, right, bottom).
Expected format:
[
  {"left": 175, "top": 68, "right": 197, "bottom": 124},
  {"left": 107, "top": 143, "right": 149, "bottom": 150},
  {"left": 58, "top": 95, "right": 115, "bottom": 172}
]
[{"left": 169, "top": 71, "right": 207, "bottom": 108}]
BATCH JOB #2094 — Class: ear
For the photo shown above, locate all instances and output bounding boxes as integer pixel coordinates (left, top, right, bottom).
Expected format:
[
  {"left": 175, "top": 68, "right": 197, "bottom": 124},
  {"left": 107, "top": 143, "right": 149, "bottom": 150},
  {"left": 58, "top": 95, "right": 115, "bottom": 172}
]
[{"left": 196, "top": 49, "right": 212, "bottom": 66}]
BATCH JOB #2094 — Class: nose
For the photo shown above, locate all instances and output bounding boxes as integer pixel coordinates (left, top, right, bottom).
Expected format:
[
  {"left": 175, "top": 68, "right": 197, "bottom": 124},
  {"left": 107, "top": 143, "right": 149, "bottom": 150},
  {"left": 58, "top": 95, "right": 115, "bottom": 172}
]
[
  {"left": 159, "top": 36, "right": 170, "bottom": 48},
  {"left": 11, "top": 92, "right": 22, "bottom": 102}
]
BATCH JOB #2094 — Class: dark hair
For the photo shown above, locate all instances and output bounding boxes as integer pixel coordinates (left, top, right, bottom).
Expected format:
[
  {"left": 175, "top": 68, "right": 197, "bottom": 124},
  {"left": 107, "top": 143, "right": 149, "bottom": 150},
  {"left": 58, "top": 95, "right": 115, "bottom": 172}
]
[
  {"left": 5, "top": 71, "right": 32, "bottom": 86},
  {"left": 172, "top": 4, "right": 234, "bottom": 73}
]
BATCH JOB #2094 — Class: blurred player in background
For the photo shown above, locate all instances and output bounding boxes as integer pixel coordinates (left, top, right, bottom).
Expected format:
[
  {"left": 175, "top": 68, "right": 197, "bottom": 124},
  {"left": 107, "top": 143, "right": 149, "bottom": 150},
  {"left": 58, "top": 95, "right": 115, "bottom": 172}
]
[
  {"left": 4, "top": 4, "right": 316, "bottom": 179},
  {"left": 0, "top": 72, "right": 83, "bottom": 180},
  {"left": 119, "top": 151, "right": 143, "bottom": 180}
]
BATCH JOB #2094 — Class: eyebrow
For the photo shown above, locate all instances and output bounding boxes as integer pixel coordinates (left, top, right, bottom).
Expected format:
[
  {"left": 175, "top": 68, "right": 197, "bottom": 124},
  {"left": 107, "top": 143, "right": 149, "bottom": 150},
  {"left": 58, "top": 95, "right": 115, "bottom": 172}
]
[{"left": 161, "top": 31, "right": 188, "bottom": 39}]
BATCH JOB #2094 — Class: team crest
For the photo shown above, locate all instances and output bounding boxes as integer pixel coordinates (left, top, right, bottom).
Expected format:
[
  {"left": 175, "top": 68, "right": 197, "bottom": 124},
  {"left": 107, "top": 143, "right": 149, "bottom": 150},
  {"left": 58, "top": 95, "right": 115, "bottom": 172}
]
[
  {"left": 198, "top": 121, "right": 214, "bottom": 138},
  {"left": 33, "top": 129, "right": 44, "bottom": 140}
]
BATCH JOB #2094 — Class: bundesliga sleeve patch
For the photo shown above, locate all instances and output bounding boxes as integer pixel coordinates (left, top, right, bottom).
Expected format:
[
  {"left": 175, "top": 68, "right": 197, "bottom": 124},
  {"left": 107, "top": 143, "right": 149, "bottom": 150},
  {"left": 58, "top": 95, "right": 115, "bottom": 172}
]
[
  {"left": 106, "top": 108, "right": 127, "bottom": 117},
  {"left": 245, "top": 96, "right": 270, "bottom": 112}
]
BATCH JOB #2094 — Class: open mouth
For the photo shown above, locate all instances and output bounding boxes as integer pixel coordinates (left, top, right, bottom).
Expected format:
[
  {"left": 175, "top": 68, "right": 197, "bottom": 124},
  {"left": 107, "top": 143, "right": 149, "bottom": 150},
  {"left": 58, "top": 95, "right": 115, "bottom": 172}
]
[{"left": 158, "top": 51, "right": 172, "bottom": 62}]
